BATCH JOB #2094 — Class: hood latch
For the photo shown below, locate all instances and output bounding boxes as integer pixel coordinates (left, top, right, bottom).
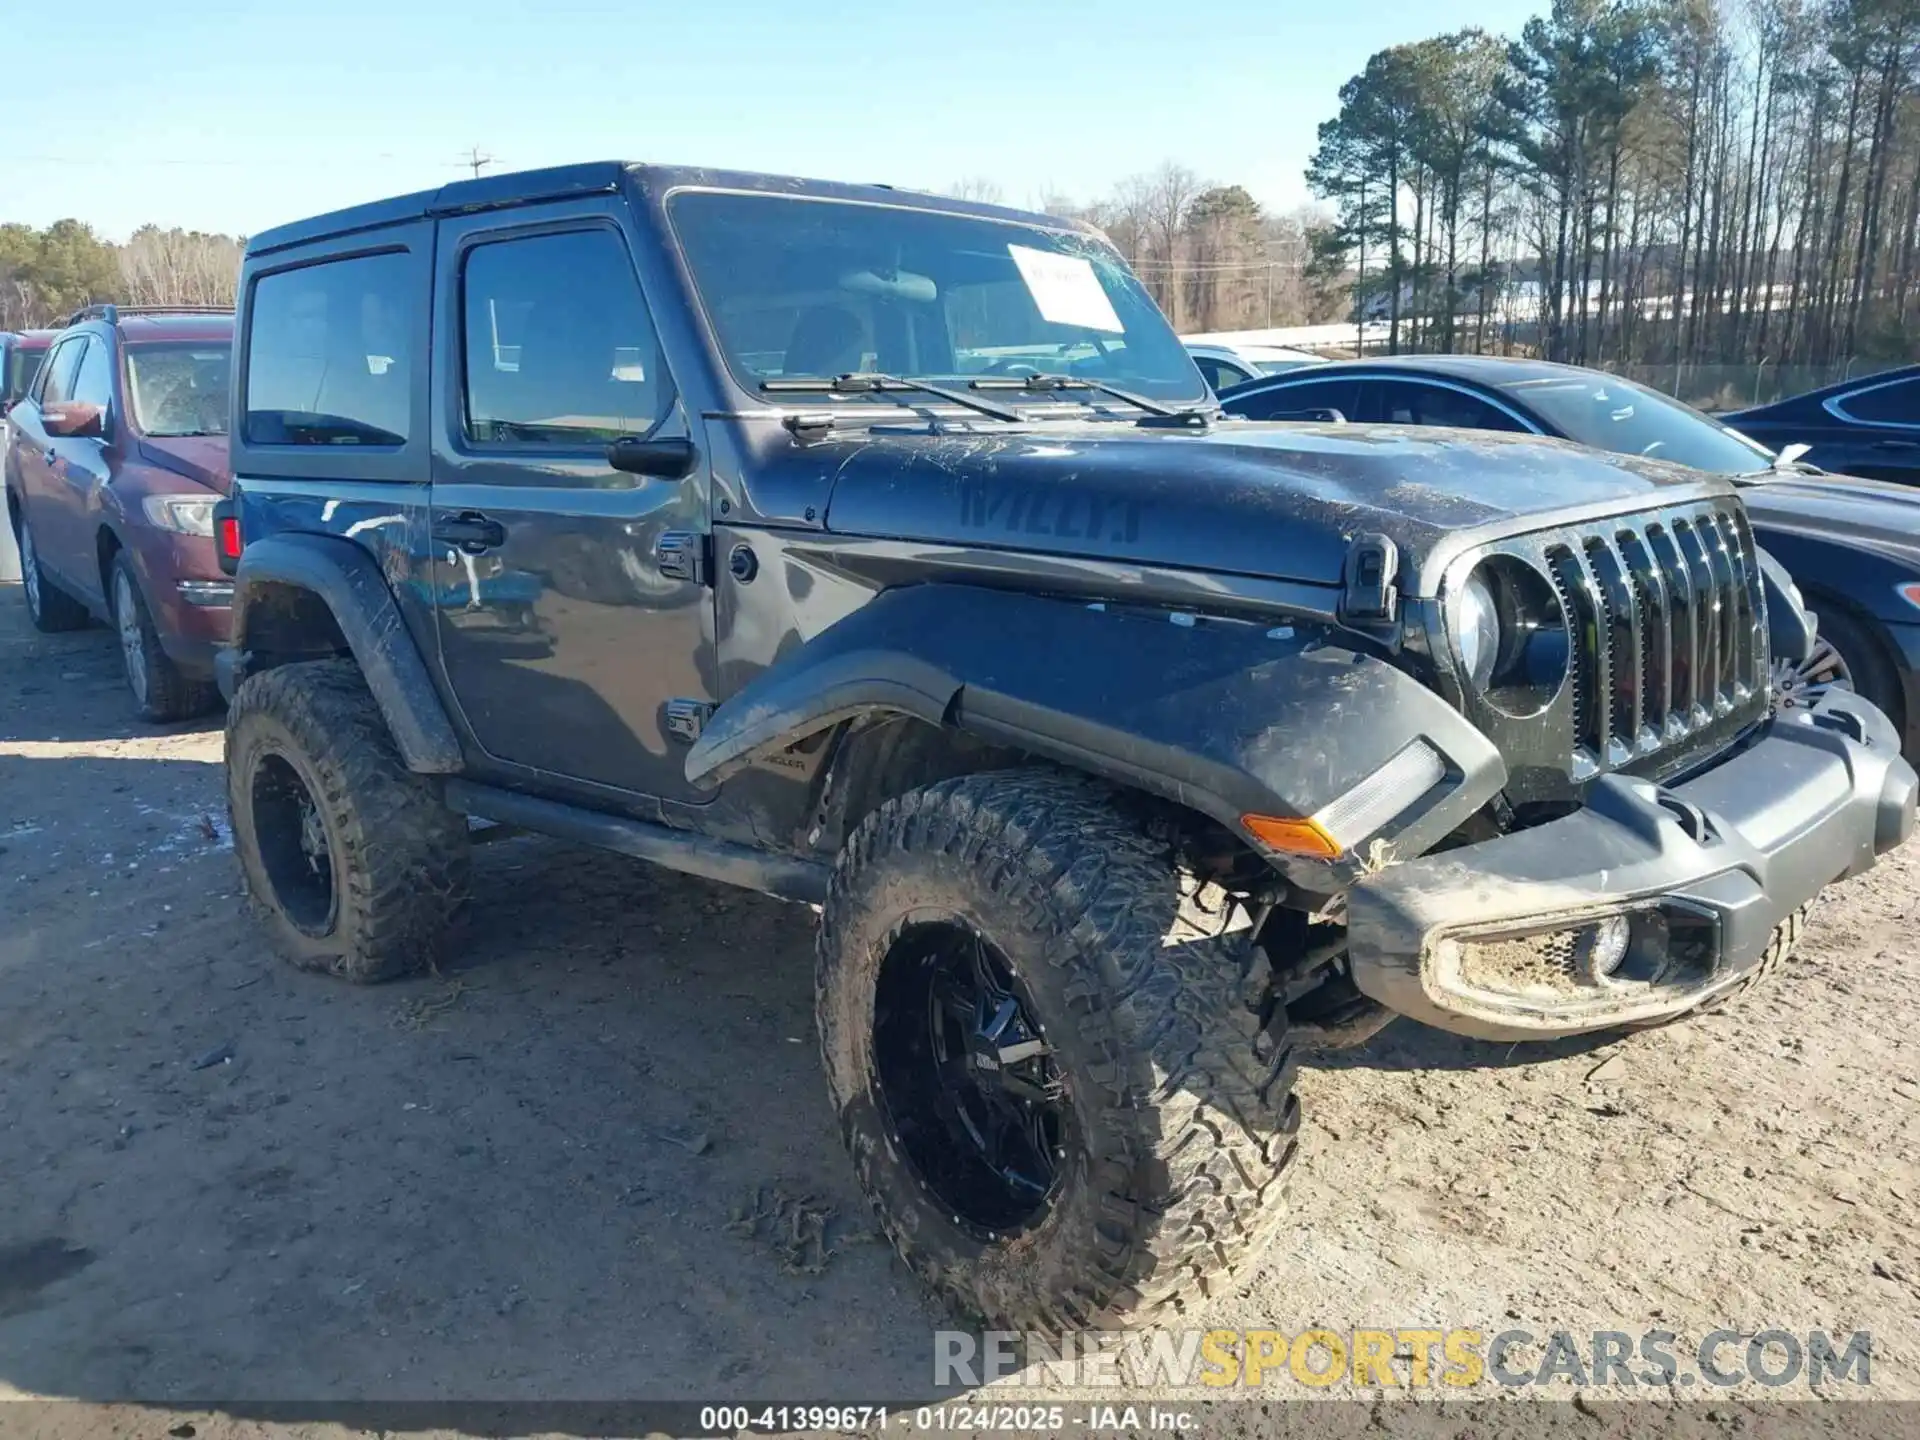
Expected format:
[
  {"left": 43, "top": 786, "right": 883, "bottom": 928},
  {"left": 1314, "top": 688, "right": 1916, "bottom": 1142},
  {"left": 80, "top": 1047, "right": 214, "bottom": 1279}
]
[{"left": 1340, "top": 533, "right": 1399, "bottom": 624}]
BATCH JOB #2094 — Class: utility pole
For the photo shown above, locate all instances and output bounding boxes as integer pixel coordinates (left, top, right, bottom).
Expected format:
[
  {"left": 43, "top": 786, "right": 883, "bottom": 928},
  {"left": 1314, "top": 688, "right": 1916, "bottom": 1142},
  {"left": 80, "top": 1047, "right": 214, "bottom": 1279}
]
[{"left": 462, "top": 146, "right": 496, "bottom": 179}]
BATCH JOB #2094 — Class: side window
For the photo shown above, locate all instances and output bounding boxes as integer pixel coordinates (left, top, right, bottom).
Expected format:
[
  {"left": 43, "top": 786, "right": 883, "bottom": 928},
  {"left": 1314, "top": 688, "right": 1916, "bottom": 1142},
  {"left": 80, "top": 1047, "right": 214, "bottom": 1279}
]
[
  {"left": 461, "top": 228, "right": 668, "bottom": 446},
  {"left": 1192, "top": 356, "right": 1248, "bottom": 392},
  {"left": 35, "top": 339, "right": 84, "bottom": 407},
  {"left": 1224, "top": 378, "right": 1357, "bottom": 422},
  {"left": 71, "top": 337, "right": 115, "bottom": 409},
  {"left": 1837, "top": 377, "right": 1919, "bottom": 426},
  {"left": 246, "top": 251, "right": 412, "bottom": 446},
  {"left": 1370, "top": 380, "right": 1524, "bottom": 433}
]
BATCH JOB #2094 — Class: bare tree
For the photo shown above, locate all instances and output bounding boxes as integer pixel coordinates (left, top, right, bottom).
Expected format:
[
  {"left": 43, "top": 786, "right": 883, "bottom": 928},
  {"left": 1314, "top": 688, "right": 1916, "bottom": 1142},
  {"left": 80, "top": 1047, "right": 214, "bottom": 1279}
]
[
  {"left": 119, "top": 227, "right": 243, "bottom": 309},
  {"left": 944, "top": 177, "right": 1005, "bottom": 206}
]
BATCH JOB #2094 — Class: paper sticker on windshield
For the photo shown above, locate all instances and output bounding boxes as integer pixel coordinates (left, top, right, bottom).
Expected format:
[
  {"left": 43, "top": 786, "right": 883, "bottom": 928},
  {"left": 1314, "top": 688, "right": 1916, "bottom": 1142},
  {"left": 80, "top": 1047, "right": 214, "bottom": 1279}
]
[{"left": 1009, "top": 245, "right": 1124, "bottom": 333}]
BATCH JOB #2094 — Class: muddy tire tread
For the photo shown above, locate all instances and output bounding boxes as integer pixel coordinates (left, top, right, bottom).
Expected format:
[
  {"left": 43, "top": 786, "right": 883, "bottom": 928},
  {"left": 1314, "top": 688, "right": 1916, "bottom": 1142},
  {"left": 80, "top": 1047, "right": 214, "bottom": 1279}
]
[
  {"left": 818, "top": 768, "right": 1300, "bottom": 1333},
  {"left": 226, "top": 658, "right": 468, "bottom": 982},
  {"left": 1692, "top": 905, "right": 1804, "bottom": 1016}
]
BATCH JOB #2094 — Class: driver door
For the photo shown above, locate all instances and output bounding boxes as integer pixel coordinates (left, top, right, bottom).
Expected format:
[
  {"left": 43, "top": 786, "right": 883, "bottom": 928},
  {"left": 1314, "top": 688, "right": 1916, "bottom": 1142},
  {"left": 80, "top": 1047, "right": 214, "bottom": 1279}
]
[
  {"left": 429, "top": 202, "right": 714, "bottom": 803},
  {"left": 44, "top": 335, "right": 118, "bottom": 607},
  {"left": 13, "top": 337, "right": 89, "bottom": 591}
]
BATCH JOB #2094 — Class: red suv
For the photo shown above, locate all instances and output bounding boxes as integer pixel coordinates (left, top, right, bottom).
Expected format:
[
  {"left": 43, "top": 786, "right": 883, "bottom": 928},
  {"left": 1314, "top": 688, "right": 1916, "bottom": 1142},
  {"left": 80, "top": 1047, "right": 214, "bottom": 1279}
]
[
  {"left": 3, "top": 305, "right": 234, "bottom": 720},
  {"left": 2, "top": 329, "right": 57, "bottom": 414}
]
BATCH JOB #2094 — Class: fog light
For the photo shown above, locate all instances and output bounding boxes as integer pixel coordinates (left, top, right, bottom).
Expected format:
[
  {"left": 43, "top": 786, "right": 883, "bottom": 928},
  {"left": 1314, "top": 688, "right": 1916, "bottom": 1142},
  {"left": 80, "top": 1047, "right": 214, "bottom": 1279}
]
[{"left": 1578, "top": 914, "right": 1631, "bottom": 981}]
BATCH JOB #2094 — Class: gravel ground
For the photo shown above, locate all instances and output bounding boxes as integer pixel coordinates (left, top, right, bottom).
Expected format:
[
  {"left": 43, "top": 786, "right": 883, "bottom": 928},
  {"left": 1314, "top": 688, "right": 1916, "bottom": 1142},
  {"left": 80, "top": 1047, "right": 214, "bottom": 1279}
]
[{"left": 2, "top": 583, "right": 1917, "bottom": 1438}]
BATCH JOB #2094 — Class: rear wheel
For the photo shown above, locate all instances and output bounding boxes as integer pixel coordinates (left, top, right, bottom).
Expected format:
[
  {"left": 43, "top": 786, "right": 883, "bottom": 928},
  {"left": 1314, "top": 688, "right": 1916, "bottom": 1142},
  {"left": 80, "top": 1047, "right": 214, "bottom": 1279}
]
[
  {"left": 227, "top": 658, "right": 469, "bottom": 982},
  {"left": 817, "top": 769, "right": 1300, "bottom": 1332},
  {"left": 1810, "top": 606, "right": 1905, "bottom": 746},
  {"left": 18, "top": 515, "right": 89, "bottom": 633},
  {"left": 111, "top": 554, "right": 216, "bottom": 723}
]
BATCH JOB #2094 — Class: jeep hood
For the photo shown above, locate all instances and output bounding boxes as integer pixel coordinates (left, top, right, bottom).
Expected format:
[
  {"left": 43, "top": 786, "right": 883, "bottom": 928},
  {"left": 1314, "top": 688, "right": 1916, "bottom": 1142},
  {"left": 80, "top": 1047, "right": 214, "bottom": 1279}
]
[{"left": 819, "top": 420, "right": 1729, "bottom": 590}]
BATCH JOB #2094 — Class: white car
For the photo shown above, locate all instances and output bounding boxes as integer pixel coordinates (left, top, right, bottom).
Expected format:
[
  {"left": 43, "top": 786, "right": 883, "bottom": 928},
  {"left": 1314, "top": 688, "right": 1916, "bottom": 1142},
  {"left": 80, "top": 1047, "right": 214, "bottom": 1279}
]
[{"left": 1183, "top": 341, "right": 1324, "bottom": 392}]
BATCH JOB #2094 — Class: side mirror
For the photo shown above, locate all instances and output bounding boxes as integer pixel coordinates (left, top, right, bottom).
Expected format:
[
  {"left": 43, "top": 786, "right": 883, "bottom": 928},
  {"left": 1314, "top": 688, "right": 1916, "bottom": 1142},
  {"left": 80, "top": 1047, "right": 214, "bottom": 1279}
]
[
  {"left": 1776, "top": 442, "right": 1813, "bottom": 468},
  {"left": 606, "top": 435, "right": 697, "bottom": 478},
  {"left": 43, "top": 402, "right": 106, "bottom": 439}
]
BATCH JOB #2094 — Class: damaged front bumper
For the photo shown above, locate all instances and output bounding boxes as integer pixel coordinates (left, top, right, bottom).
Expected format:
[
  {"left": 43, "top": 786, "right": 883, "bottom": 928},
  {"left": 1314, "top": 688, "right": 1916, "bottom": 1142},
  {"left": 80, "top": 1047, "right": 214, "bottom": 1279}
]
[{"left": 1346, "top": 690, "right": 1917, "bottom": 1040}]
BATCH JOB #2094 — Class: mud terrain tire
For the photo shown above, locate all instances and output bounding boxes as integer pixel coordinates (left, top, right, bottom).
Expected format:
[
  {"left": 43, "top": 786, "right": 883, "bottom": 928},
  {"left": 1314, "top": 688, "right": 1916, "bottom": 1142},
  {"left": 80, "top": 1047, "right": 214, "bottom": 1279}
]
[
  {"left": 1692, "top": 906, "right": 1805, "bottom": 1017},
  {"left": 817, "top": 769, "right": 1300, "bottom": 1333},
  {"left": 227, "top": 658, "right": 469, "bottom": 982}
]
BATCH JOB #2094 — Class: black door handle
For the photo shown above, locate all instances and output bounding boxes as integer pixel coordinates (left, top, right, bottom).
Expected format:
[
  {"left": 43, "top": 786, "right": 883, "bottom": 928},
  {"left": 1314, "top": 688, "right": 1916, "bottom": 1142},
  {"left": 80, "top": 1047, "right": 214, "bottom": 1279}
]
[{"left": 433, "top": 511, "right": 506, "bottom": 555}]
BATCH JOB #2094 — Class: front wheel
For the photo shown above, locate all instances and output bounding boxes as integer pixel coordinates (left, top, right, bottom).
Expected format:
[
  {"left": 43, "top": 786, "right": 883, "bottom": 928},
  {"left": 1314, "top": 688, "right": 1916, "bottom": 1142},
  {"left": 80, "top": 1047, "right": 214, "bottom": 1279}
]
[
  {"left": 227, "top": 658, "right": 470, "bottom": 982},
  {"left": 817, "top": 770, "right": 1301, "bottom": 1332},
  {"left": 112, "top": 554, "right": 216, "bottom": 722}
]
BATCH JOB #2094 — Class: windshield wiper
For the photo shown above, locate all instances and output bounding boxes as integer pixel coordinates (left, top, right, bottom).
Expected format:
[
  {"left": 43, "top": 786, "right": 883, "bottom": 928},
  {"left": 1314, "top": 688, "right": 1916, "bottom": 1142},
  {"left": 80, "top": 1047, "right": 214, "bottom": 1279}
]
[
  {"left": 761, "top": 372, "right": 1026, "bottom": 423},
  {"left": 969, "top": 372, "right": 1214, "bottom": 422}
]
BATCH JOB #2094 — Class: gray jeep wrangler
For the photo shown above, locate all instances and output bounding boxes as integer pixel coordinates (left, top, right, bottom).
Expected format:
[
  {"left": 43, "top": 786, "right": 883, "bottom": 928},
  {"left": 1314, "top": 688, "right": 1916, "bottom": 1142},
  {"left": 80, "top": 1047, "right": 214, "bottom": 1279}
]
[{"left": 216, "top": 162, "right": 1916, "bottom": 1332}]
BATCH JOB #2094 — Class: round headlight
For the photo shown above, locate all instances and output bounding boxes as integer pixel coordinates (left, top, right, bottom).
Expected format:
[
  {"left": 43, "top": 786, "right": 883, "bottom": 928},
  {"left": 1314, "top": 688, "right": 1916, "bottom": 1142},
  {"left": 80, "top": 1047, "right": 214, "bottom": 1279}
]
[
  {"left": 1456, "top": 571, "right": 1501, "bottom": 690},
  {"left": 1452, "top": 557, "right": 1571, "bottom": 715}
]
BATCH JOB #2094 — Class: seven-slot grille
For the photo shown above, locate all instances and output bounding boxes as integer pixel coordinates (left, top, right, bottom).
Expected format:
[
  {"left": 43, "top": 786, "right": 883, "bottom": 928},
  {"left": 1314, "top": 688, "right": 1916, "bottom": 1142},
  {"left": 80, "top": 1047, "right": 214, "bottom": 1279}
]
[{"left": 1542, "top": 503, "right": 1768, "bottom": 775}]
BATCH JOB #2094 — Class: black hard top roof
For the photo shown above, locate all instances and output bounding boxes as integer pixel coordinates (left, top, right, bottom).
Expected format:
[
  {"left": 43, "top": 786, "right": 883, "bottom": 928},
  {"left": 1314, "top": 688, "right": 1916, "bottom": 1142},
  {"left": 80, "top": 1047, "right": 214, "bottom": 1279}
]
[{"left": 247, "top": 161, "right": 1095, "bottom": 258}]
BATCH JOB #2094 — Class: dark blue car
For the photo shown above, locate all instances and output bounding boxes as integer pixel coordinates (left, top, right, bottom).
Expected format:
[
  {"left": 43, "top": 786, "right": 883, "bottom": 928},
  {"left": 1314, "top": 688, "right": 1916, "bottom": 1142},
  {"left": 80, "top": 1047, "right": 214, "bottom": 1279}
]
[
  {"left": 1219, "top": 354, "right": 1920, "bottom": 758},
  {"left": 1723, "top": 364, "right": 1920, "bottom": 487}
]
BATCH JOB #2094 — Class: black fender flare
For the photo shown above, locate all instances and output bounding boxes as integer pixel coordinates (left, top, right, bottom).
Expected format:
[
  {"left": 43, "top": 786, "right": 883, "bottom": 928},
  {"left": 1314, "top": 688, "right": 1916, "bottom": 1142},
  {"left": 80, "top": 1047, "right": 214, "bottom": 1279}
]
[
  {"left": 227, "top": 533, "right": 463, "bottom": 773},
  {"left": 688, "top": 584, "right": 1506, "bottom": 884}
]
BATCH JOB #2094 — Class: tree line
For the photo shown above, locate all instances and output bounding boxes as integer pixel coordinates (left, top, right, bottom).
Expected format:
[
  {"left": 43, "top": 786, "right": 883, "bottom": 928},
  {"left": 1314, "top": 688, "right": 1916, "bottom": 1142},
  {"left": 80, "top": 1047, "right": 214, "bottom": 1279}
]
[
  {"left": 949, "top": 174, "right": 1351, "bottom": 334},
  {"left": 0, "top": 221, "right": 241, "bottom": 331},
  {"left": 1306, "top": 0, "right": 1920, "bottom": 370}
]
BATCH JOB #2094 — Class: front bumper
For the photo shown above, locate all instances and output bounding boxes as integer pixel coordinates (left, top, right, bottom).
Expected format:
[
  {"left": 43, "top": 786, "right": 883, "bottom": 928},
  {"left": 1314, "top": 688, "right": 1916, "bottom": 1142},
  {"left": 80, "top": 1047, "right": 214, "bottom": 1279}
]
[{"left": 1347, "top": 690, "right": 1916, "bottom": 1040}]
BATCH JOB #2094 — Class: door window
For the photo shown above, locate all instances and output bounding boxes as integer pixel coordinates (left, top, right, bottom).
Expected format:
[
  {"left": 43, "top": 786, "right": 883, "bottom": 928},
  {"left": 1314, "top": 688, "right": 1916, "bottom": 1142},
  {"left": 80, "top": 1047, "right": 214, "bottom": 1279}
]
[
  {"left": 245, "top": 251, "right": 413, "bottom": 446},
  {"left": 34, "top": 339, "right": 84, "bottom": 406},
  {"left": 460, "top": 228, "right": 669, "bottom": 446},
  {"left": 1365, "top": 380, "right": 1525, "bottom": 432},
  {"left": 1222, "top": 378, "right": 1359, "bottom": 422},
  {"left": 70, "top": 337, "right": 115, "bottom": 409},
  {"left": 1192, "top": 356, "right": 1250, "bottom": 392},
  {"left": 1836, "top": 377, "right": 1920, "bottom": 427}
]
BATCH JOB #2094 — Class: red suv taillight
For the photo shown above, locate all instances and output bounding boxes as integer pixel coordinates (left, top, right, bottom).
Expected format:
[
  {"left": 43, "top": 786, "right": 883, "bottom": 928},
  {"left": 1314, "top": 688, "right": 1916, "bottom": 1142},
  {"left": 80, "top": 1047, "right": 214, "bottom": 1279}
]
[{"left": 214, "top": 501, "right": 241, "bottom": 575}]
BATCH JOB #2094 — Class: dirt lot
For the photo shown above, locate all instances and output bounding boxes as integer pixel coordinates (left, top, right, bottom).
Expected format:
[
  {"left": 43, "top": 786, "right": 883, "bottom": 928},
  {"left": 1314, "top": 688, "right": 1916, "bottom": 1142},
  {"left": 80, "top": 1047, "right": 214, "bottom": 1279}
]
[{"left": 3, "top": 580, "right": 1919, "bottom": 1434}]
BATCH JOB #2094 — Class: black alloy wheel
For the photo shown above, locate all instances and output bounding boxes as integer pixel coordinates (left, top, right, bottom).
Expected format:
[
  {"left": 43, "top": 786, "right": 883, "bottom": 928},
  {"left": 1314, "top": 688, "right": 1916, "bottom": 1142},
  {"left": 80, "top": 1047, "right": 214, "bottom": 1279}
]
[
  {"left": 872, "top": 920, "right": 1069, "bottom": 1237},
  {"left": 248, "top": 750, "right": 339, "bottom": 936}
]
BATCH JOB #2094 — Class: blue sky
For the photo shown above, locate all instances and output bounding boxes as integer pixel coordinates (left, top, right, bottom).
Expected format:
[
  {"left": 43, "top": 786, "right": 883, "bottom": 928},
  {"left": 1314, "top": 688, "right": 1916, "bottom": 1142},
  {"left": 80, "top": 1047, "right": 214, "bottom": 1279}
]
[{"left": 2, "top": 0, "right": 1542, "bottom": 241}]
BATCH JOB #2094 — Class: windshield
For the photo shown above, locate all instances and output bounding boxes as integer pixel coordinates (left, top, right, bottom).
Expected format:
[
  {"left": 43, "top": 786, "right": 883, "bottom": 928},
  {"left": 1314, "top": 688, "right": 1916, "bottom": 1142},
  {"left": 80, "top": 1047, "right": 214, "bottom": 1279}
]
[
  {"left": 5, "top": 344, "right": 47, "bottom": 405},
  {"left": 1499, "top": 373, "right": 1774, "bottom": 475},
  {"left": 669, "top": 192, "right": 1208, "bottom": 409},
  {"left": 127, "top": 343, "right": 233, "bottom": 437},
  {"left": 1255, "top": 358, "right": 1317, "bottom": 375}
]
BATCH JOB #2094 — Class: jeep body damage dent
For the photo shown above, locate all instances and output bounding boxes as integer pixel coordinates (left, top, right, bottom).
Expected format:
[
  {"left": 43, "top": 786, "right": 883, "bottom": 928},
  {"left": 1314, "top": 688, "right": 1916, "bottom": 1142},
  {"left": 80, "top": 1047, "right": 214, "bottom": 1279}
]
[
  {"left": 688, "top": 583, "right": 1508, "bottom": 893},
  {"left": 1348, "top": 689, "right": 1916, "bottom": 1039},
  {"left": 221, "top": 533, "right": 462, "bottom": 773}
]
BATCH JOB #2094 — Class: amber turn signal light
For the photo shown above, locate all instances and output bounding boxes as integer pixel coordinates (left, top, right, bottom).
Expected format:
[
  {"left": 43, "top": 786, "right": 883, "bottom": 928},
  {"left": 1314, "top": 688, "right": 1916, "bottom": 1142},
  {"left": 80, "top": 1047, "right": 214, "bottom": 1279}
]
[{"left": 1241, "top": 814, "right": 1342, "bottom": 859}]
